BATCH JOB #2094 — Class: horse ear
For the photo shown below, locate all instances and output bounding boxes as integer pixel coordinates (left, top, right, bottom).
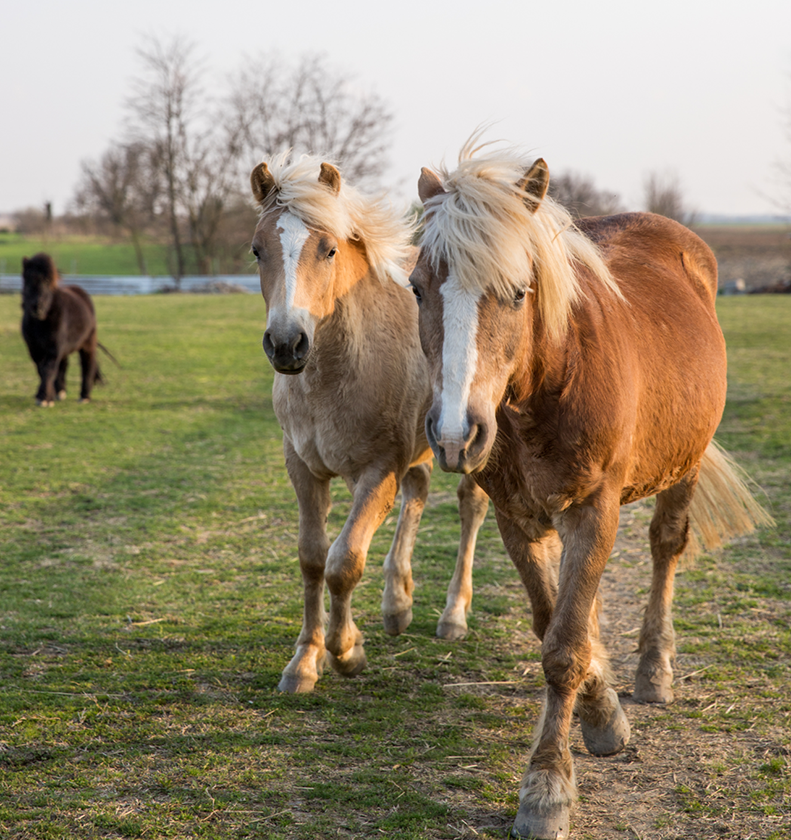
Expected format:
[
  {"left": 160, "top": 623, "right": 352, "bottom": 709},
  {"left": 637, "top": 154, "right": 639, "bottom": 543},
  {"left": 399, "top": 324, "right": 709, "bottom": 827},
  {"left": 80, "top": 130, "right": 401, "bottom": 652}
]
[
  {"left": 250, "top": 162, "right": 276, "bottom": 205},
  {"left": 318, "top": 162, "right": 342, "bottom": 195},
  {"left": 517, "top": 158, "right": 550, "bottom": 213},
  {"left": 418, "top": 167, "right": 446, "bottom": 204}
]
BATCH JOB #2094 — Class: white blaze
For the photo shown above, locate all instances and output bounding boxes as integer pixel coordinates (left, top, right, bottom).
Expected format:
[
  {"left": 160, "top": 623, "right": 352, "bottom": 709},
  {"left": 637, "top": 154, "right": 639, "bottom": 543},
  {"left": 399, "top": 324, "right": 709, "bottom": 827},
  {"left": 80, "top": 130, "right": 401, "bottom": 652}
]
[
  {"left": 275, "top": 211, "right": 310, "bottom": 316},
  {"left": 439, "top": 272, "right": 481, "bottom": 442}
]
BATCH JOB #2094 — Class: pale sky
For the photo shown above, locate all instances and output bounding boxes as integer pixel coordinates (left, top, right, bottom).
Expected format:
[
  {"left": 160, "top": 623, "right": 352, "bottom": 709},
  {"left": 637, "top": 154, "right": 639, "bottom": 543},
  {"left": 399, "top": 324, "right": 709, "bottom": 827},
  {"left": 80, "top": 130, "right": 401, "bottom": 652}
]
[{"left": 3, "top": 0, "right": 791, "bottom": 218}]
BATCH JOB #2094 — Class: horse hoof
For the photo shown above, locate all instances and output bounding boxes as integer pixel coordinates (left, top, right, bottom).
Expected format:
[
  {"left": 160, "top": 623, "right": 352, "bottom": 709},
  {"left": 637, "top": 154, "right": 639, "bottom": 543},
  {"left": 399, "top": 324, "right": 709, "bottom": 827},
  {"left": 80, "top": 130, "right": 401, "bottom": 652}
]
[
  {"left": 383, "top": 607, "right": 412, "bottom": 636},
  {"left": 278, "top": 672, "right": 319, "bottom": 694},
  {"left": 580, "top": 689, "right": 630, "bottom": 756},
  {"left": 78, "top": 397, "right": 91, "bottom": 404},
  {"left": 436, "top": 620, "right": 467, "bottom": 641},
  {"left": 57, "top": 390, "right": 67, "bottom": 400},
  {"left": 36, "top": 399, "right": 54, "bottom": 407},
  {"left": 328, "top": 646, "right": 367, "bottom": 678},
  {"left": 634, "top": 666, "right": 674, "bottom": 704},
  {"left": 511, "top": 803, "right": 570, "bottom": 839}
]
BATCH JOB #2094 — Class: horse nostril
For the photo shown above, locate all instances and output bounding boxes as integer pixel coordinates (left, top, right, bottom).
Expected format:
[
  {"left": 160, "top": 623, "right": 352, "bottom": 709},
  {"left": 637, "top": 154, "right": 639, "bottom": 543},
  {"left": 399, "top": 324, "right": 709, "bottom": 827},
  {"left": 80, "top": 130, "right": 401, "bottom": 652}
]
[
  {"left": 425, "top": 413, "right": 436, "bottom": 444},
  {"left": 263, "top": 331, "right": 275, "bottom": 357},
  {"left": 292, "top": 332, "right": 310, "bottom": 360}
]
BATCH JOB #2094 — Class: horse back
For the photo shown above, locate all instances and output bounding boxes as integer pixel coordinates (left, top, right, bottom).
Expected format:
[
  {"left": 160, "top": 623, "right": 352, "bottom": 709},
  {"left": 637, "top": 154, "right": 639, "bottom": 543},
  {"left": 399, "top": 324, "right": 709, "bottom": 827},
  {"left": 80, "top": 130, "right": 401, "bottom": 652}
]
[
  {"left": 576, "top": 212, "right": 718, "bottom": 303},
  {"left": 568, "top": 212, "right": 726, "bottom": 500}
]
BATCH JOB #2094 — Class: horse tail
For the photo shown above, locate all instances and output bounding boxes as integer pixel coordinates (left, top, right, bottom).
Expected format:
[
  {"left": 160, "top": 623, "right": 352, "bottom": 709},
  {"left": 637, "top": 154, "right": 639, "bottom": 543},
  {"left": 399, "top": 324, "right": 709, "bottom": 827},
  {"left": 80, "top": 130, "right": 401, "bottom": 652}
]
[
  {"left": 97, "top": 343, "right": 120, "bottom": 368},
  {"left": 686, "top": 440, "right": 774, "bottom": 558}
]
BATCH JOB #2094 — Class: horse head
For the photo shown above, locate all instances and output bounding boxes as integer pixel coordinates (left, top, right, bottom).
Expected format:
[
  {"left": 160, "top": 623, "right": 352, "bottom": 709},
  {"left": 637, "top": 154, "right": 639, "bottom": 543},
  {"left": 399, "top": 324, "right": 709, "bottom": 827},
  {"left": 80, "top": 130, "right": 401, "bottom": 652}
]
[
  {"left": 410, "top": 157, "right": 551, "bottom": 474},
  {"left": 22, "top": 253, "right": 59, "bottom": 320},
  {"left": 250, "top": 160, "right": 344, "bottom": 375}
]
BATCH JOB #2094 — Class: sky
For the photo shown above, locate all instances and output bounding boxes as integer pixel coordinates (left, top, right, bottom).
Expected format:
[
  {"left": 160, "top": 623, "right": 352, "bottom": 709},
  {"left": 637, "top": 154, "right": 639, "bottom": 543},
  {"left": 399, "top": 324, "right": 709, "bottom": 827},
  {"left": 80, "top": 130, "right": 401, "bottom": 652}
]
[{"left": 2, "top": 0, "right": 791, "bottom": 218}]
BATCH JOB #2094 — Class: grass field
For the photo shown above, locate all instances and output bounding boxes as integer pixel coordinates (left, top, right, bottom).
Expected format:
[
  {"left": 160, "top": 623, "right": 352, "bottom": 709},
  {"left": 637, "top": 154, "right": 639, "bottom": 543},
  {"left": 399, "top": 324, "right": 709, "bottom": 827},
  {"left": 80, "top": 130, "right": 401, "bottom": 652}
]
[
  {"left": 0, "top": 233, "right": 256, "bottom": 278},
  {"left": 0, "top": 234, "right": 174, "bottom": 277},
  {"left": 0, "top": 294, "right": 788, "bottom": 839}
]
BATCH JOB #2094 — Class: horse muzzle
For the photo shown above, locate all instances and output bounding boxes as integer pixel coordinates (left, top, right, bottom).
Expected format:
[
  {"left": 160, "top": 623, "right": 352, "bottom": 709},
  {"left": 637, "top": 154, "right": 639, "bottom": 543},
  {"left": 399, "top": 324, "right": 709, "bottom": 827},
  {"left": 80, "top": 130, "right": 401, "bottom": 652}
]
[
  {"left": 263, "top": 328, "right": 311, "bottom": 375},
  {"left": 425, "top": 409, "right": 492, "bottom": 474}
]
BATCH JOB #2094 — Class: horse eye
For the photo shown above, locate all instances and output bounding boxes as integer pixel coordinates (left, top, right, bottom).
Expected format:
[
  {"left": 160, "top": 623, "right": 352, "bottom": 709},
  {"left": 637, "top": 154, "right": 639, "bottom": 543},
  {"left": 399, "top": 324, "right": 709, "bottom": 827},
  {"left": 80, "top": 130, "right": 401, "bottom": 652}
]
[
  {"left": 514, "top": 288, "right": 527, "bottom": 304},
  {"left": 410, "top": 284, "right": 422, "bottom": 303},
  {"left": 327, "top": 247, "right": 337, "bottom": 259},
  {"left": 252, "top": 246, "right": 260, "bottom": 259}
]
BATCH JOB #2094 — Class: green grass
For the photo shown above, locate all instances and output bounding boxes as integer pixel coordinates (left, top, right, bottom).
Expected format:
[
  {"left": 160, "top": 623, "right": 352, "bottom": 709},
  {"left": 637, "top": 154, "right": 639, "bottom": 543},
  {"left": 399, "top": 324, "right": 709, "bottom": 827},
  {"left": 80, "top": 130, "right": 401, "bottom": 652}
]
[
  {"left": 0, "top": 233, "right": 257, "bottom": 277},
  {"left": 0, "top": 233, "right": 174, "bottom": 276},
  {"left": 0, "top": 293, "right": 788, "bottom": 839}
]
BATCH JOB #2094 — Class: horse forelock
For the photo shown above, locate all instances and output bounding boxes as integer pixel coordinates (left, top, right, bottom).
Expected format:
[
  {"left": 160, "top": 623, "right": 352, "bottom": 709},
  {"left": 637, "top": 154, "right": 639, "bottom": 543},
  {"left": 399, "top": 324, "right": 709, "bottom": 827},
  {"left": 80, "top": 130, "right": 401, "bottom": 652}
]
[
  {"left": 421, "top": 146, "right": 621, "bottom": 343},
  {"left": 257, "top": 152, "right": 416, "bottom": 284},
  {"left": 23, "top": 252, "right": 59, "bottom": 287}
]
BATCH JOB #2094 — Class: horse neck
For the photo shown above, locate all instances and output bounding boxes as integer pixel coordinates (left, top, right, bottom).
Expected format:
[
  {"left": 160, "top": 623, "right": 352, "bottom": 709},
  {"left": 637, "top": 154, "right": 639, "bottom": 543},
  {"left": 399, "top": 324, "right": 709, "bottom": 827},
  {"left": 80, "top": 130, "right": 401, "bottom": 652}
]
[{"left": 509, "top": 307, "right": 571, "bottom": 406}]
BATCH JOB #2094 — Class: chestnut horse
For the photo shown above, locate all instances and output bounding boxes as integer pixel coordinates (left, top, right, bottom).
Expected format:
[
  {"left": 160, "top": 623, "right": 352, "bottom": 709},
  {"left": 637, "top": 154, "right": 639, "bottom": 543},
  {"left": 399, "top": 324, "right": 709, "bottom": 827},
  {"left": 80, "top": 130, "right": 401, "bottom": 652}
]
[
  {"left": 249, "top": 153, "right": 489, "bottom": 693},
  {"left": 410, "top": 141, "right": 772, "bottom": 839},
  {"left": 21, "top": 253, "right": 112, "bottom": 406}
]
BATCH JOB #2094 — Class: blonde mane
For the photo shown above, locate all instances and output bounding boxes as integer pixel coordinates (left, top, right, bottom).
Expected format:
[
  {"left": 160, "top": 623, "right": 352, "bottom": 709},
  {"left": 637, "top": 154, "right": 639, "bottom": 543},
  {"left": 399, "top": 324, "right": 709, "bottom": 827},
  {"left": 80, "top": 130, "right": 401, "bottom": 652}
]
[
  {"left": 257, "top": 152, "right": 416, "bottom": 284},
  {"left": 421, "top": 139, "right": 621, "bottom": 342}
]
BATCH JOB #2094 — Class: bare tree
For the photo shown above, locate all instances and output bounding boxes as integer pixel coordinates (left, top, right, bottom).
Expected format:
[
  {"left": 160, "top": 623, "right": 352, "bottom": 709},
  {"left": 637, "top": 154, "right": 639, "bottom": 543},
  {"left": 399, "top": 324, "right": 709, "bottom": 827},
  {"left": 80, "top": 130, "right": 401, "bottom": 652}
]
[
  {"left": 643, "top": 170, "right": 698, "bottom": 226},
  {"left": 125, "top": 36, "right": 206, "bottom": 283},
  {"left": 548, "top": 171, "right": 622, "bottom": 218},
  {"left": 68, "top": 39, "right": 395, "bottom": 280},
  {"left": 227, "top": 54, "right": 393, "bottom": 187},
  {"left": 72, "top": 142, "right": 161, "bottom": 274}
]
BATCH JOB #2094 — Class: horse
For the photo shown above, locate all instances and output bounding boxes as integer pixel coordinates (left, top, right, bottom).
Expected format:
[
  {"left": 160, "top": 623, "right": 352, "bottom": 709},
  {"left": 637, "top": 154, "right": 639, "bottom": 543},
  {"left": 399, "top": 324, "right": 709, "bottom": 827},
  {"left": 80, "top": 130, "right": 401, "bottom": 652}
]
[
  {"left": 21, "top": 253, "right": 114, "bottom": 406},
  {"left": 249, "top": 153, "right": 490, "bottom": 693},
  {"left": 409, "top": 139, "right": 773, "bottom": 839}
]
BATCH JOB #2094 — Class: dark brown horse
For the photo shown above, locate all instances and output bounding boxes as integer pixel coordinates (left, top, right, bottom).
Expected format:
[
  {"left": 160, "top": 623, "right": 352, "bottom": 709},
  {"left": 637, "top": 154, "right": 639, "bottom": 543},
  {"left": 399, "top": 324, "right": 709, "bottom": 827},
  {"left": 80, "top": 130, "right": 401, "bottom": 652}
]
[
  {"left": 410, "top": 139, "right": 772, "bottom": 839},
  {"left": 21, "top": 253, "right": 111, "bottom": 405}
]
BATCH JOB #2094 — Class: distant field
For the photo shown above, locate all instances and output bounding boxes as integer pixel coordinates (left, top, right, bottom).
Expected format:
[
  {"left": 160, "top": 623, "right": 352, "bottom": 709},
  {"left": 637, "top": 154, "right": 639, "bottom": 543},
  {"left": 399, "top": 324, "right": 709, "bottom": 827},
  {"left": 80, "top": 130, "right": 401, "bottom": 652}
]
[
  {"left": 0, "top": 233, "right": 257, "bottom": 278},
  {"left": 695, "top": 223, "right": 791, "bottom": 289},
  {"left": 0, "top": 294, "right": 787, "bottom": 839},
  {"left": 0, "top": 233, "right": 173, "bottom": 277}
]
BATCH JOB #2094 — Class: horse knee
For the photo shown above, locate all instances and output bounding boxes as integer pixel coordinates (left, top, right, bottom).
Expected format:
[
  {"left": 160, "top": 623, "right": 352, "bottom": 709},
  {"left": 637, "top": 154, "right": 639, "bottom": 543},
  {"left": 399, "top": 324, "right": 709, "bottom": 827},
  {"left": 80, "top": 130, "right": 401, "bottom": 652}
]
[
  {"left": 541, "top": 633, "right": 591, "bottom": 695},
  {"left": 649, "top": 514, "right": 689, "bottom": 561},
  {"left": 325, "top": 546, "right": 365, "bottom": 596}
]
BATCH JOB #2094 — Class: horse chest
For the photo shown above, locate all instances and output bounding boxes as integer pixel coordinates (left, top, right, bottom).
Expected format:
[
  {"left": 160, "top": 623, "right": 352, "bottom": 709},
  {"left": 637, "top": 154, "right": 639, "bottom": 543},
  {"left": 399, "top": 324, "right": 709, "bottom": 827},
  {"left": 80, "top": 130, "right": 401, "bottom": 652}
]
[{"left": 273, "top": 377, "right": 376, "bottom": 478}]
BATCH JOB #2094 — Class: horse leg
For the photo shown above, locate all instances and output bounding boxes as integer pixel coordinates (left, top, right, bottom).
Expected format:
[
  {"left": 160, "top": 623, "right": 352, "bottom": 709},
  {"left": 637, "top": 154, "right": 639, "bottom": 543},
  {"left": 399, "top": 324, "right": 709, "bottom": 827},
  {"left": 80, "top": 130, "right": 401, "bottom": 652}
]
[
  {"left": 35, "top": 356, "right": 59, "bottom": 406},
  {"left": 634, "top": 468, "right": 698, "bottom": 704},
  {"left": 325, "top": 470, "right": 398, "bottom": 677},
  {"left": 437, "top": 475, "right": 489, "bottom": 640},
  {"left": 494, "top": 510, "right": 560, "bottom": 642},
  {"left": 511, "top": 495, "right": 620, "bottom": 840},
  {"left": 278, "top": 440, "right": 332, "bottom": 694},
  {"left": 78, "top": 343, "right": 98, "bottom": 402},
  {"left": 574, "top": 591, "right": 631, "bottom": 756},
  {"left": 381, "top": 460, "right": 432, "bottom": 636},
  {"left": 54, "top": 355, "right": 68, "bottom": 400}
]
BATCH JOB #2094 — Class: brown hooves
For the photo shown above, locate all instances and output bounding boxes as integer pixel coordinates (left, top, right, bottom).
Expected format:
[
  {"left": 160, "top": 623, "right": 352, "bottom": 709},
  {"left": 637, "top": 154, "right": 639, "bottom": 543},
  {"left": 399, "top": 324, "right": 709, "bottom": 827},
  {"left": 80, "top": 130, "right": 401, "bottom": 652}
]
[
  {"left": 579, "top": 689, "right": 631, "bottom": 756},
  {"left": 511, "top": 802, "right": 570, "bottom": 839},
  {"left": 278, "top": 673, "right": 319, "bottom": 694},
  {"left": 634, "top": 666, "right": 674, "bottom": 704},
  {"left": 327, "top": 646, "right": 368, "bottom": 678},
  {"left": 436, "top": 620, "right": 468, "bottom": 641},
  {"left": 383, "top": 608, "right": 413, "bottom": 636}
]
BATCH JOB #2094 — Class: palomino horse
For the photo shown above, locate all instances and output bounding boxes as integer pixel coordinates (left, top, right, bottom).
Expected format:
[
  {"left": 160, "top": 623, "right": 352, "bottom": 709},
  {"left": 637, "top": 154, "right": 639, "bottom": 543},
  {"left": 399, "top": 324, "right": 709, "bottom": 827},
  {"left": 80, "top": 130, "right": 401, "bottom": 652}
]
[
  {"left": 249, "top": 153, "right": 489, "bottom": 693},
  {"left": 410, "top": 141, "right": 772, "bottom": 839},
  {"left": 21, "top": 253, "right": 113, "bottom": 405}
]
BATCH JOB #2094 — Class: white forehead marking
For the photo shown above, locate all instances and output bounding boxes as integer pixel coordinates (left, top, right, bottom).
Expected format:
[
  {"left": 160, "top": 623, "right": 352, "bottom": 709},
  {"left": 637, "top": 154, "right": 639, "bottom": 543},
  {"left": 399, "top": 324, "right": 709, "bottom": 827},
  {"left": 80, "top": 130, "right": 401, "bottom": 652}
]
[
  {"left": 439, "top": 271, "right": 481, "bottom": 440},
  {"left": 277, "top": 211, "right": 310, "bottom": 310}
]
